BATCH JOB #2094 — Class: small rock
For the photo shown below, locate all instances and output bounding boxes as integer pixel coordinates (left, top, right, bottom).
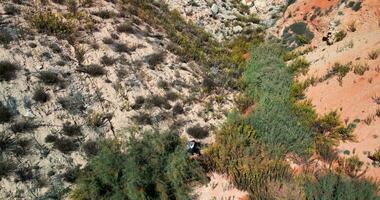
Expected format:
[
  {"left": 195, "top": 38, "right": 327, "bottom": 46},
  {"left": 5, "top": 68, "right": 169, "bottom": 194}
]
[
  {"left": 233, "top": 25, "right": 243, "bottom": 33},
  {"left": 211, "top": 4, "right": 219, "bottom": 15}
]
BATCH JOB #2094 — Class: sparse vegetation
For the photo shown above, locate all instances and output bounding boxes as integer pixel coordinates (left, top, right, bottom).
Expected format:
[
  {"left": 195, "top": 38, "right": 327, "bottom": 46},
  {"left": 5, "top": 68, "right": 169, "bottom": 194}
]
[
  {"left": 53, "top": 137, "right": 79, "bottom": 154},
  {"left": 62, "top": 122, "right": 82, "bottom": 137},
  {"left": 116, "top": 21, "right": 134, "bottom": 33},
  {"left": 31, "top": 10, "right": 75, "bottom": 37},
  {"left": 146, "top": 52, "right": 166, "bottom": 68},
  {"left": 288, "top": 57, "right": 310, "bottom": 75},
  {"left": 57, "top": 93, "right": 86, "bottom": 114},
  {"left": 334, "top": 30, "right": 347, "bottom": 42},
  {"left": 0, "top": 102, "right": 13, "bottom": 124},
  {"left": 368, "top": 49, "right": 379, "bottom": 60},
  {"left": 10, "top": 119, "right": 39, "bottom": 133},
  {"left": 0, "top": 61, "right": 19, "bottom": 81},
  {"left": 353, "top": 63, "right": 369, "bottom": 75},
  {"left": 77, "top": 64, "right": 106, "bottom": 77},
  {"left": 37, "top": 71, "right": 64, "bottom": 86},
  {"left": 187, "top": 125, "right": 209, "bottom": 139}
]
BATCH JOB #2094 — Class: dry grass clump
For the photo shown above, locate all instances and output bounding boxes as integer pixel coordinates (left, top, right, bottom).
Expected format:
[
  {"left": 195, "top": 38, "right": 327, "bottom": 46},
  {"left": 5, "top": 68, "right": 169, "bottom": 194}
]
[
  {"left": 77, "top": 64, "right": 106, "bottom": 77},
  {"left": 0, "top": 61, "right": 19, "bottom": 81},
  {"left": 32, "top": 87, "right": 50, "bottom": 103},
  {"left": 37, "top": 71, "right": 65, "bottom": 86},
  {"left": 368, "top": 49, "right": 379, "bottom": 60}
]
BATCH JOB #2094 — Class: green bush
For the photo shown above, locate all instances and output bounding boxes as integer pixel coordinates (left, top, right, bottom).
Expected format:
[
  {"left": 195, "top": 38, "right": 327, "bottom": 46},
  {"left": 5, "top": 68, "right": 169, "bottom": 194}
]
[
  {"left": 31, "top": 10, "right": 75, "bottom": 37},
  {"left": 244, "top": 44, "right": 314, "bottom": 156},
  {"left": 303, "top": 172, "right": 379, "bottom": 200},
  {"left": 71, "top": 132, "right": 207, "bottom": 199}
]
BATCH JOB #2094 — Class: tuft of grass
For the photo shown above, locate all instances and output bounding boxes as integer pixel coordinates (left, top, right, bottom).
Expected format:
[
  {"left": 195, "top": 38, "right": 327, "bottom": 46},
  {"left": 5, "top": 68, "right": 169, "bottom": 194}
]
[
  {"left": 4, "top": 4, "right": 19, "bottom": 15},
  {"left": 32, "top": 87, "right": 50, "bottom": 103},
  {"left": 53, "top": 137, "right": 79, "bottom": 154},
  {"left": 92, "top": 10, "right": 116, "bottom": 19},
  {"left": 334, "top": 30, "right": 347, "bottom": 42},
  {"left": 157, "top": 80, "right": 170, "bottom": 90},
  {"left": 353, "top": 63, "right": 369, "bottom": 75},
  {"left": 0, "top": 102, "right": 13, "bottom": 124},
  {"left": 347, "top": 21, "right": 356, "bottom": 32},
  {"left": 146, "top": 95, "right": 171, "bottom": 110},
  {"left": 0, "top": 29, "right": 13, "bottom": 46},
  {"left": 0, "top": 61, "right": 19, "bottom": 81},
  {"left": 62, "top": 122, "right": 82, "bottom": 137},
  {"left": 146, "top": 52, "right": 166, "bottom": 68},
  {"left": 172, "top": 103, "right": 184, "bottom": 115},
  {"left": 288, "top": 57, "right": 310, "bottom": 75},
  {"left": 57, "top": 93, "right": 86, "bottom": 114},
  {"left": 133, "top": 112, "right": 152, "bottom": 125},
  {"left": 10, "top": 119, "right": 39, "bottom": 133},
  {"left": 0, "top": 156, "right": 15, "bottom": 179},
  {"left": 86, "top": 112, "right": 112, "bottom": 128},
  {"left": 114, "top": 42, "right": 134, "bottom": 53},
  {"left": 37, "top": 71, "right": 64, "bottom": 86},
  {"left": 186, "top": 125, "right": 209, "bottom": 139},
  {"left": 82, "top": 140, "right": 99, "bottom": 157},
  {"left": 100, "top": 55, "right": 116, "bottom": 66},
  {"left": 77, "top": 64, "right": 106, "bottom": 77},
  {"left": 368, "top": 149, "right": 380, "bottom": 162},
  {"left": 368, "top": 49, "right": 379, "bottom": 60},
  {"left": 116, "top": 22, "right": 134, "bottom": 33}
]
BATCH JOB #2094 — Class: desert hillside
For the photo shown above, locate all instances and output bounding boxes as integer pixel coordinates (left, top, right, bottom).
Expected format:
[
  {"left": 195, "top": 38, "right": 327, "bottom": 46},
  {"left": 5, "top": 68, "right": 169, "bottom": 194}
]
[{"left": 0, "top": 0, "right": 379, "bottom": 200}]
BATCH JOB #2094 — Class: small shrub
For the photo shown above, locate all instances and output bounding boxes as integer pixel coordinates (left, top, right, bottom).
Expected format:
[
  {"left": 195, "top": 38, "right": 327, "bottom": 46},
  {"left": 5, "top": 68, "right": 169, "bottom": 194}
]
[
  {"left": 15, "top": 166, "right": 34, "bottom": 182},
  {"left": 53, "top": 137, "right": 79, "bottom": 154},
  {"left": 0, "top": 156, "right": 15, "bottom": 178},
  {"left": 63, "top": 166, "right": 80, "bottom": 183},
  {"left": 343, "top": 156, "right": 364, "bottom": 177},
  {"left": 202, "top": 76, "right": 215, "bottom": 92},
  {"left": 131, "top": 96, "right": 145, "bottom": 110},
  {"left": 187, "top": 125, "right": 209, "bottom": 139},
  {"left": 368, "top": 149, "right": 380, "bottom": 162},
  {"left": 31, "top": 11, "right": 74, "bottom": 37},
  {"left": 102, "top": 37, "right": 114, "bottom": 44},
  {"left": 4, "top": 4, "right": 19, "bottom": 15},
  {"left": 82, "top": 140, "right": 99, "bottom": 157},
  {"left": 37, "top": 71, "right": 64, "bottom": 86},
  {"left": 0, "top": 29, "right": 13, "bottom": 45},
  {"left": 57, "top": 93, "right": 86, "bottom": 114},
  {"left": 100, "top": 55, "right": 116, "bottom": 66},
  {"left": 114, "top": 42, "right": 134, "bottom": 53},
  {"left": 172, "top": 103, "right": 184, "bottom": 115},
  {"left": 52, "top": 0, "right": 66, "bottom": 4},
  {"left": 165, "top": 91, "right": 179, "bottom": 101},
  {"left": 45, "top": 134, "right": 58, "bottom": 143},
  {"left": 157, "top": 80, "right": 169, "bottom": 90},
  {"left": 66, "top": 0, "right": 79, "bottom": 14},
  {"left": 0, "top": 102, "right": 13, "bottom": 123},
  {"left": 0, "top": 61, "right": 19, "bottom": 81},
  {"left": 376, "top": 109, "right": 380, "bottom": 118},
  {"left": 86, "top": 112, "right": 112, "bottom": 128},
  {"left": 92, "top": 10, "right": 116, "bottom": 19},
  {"left": 368, "top": 49, "right": 379, "bottom": 60},
  {"left": 116, "top": 22, "right": 134, "bottom": 33},
  {"left": 0, "top": 132, "right": 15, "bottom": 152},
  {"left": 10, "top": 119, "right": 39, "bottom": 133},
  {"left": 77, "top": 64, "right": 106, "bottom": 77},
  {"left": 289, "top": 57, "right": 310, "bottom": 75},
  {"left": 133, "top": 112, "right": 152, "bottom": 125},
  {"left": 62, "top": 122, "right": 81, "bottom": 137},
  {"left": 146, "top": 95, "right": 171, "bottom": 109},
  {"left": 363, "top": 115, "right": 373, "bottom": 125},
  {"left": 351, "top": 1, "right": 362, "bottom": 11},
  {"left": 146, "top": 52, "right": 166, "bottom": 68},
  {"left": 334, "top": 30, "right": 347, "bottom": 42},
  {"left": 32, "top": 87, "right": 50, "bottom": 103},
  {"left": 347, "top": 21, "right": 356, "bottom": 32},
  {"left": 49, "top": 43, "right": 62, "bottom": 54},
  {"left": 353, "top": 63, "right": 369, "bottom": 75}
]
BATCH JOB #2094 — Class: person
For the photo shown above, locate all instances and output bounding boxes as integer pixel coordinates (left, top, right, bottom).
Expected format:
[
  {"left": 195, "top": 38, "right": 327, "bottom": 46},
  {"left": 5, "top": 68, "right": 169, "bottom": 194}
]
[{"left": 187, "top": 140, "right": 201, "bottom": 155}]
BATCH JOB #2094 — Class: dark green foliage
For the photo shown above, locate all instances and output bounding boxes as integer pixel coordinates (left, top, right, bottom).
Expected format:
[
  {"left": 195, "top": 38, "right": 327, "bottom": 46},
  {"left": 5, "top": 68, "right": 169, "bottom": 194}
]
[
  {"left": 172, "top": 103, "right": 184, "bottom": 115},
  {"left": 53, "top": 137, "right": 79, "bottom": 154},
  {"left": 77, "top": 64, "right": 106, "bottom": 77},
  {"left": 37, "top": 71, "right": 64, "bottom": 86},
  {"left": 351, "top": 1, "right": 362, "bottom": 11},
  {"left": 100, "top": 55, "right": 116, "bottom": 66},
  {"left": 63, "top": 166, "right": 80, "bottom": 183},
  {"left": 244, "top": 44, "right": 314, "bottom": 156},
  {"left": 10, "top": 119, "right": 39, "bottom": 133},
  {"left": 207, "top": 117, "right": 291, "bottom": 199},
  {"left": 330, "top": 62, "right": 351, "bottom": 82},
  {"left": 0, "top": 102, "right": 13, "bottom": 123},
  {"left": 82, "top": 140, "right": 99, "bottom": 158},
  {"left": 45, "top": 134, "right": 58, "bottom": 143},
  {"left": 282, "top": 22, "right": 314, "bottom": 47},
  {"left": 62, "top": 122, "right": 82, "bottom": 137},
  {"left": 71, "top": 132, "right": 207, "bottom": 199},
  {"left": 33, "top": 87, "right": 50, "bottom": 103},
  {"left": 187, "top": 125, "right": 209, "bottom": 139},
  {"left": 0, "top": 156, "right": 15, "bottom": 179},
  {"left": 0, "top": 61, "right": 19, "bottom": 81},
  {"left": 0, "top": 29, "right": 13, "bottom": 45},
  {"left": 303, "top": 172, "right": 380, "bottom": 200}
]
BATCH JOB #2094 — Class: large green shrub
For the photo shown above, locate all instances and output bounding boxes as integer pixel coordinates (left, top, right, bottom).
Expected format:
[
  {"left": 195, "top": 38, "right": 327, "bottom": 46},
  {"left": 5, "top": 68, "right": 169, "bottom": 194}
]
[{"left": 71, "top": 132, "right": 207, "bottom": 200}]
